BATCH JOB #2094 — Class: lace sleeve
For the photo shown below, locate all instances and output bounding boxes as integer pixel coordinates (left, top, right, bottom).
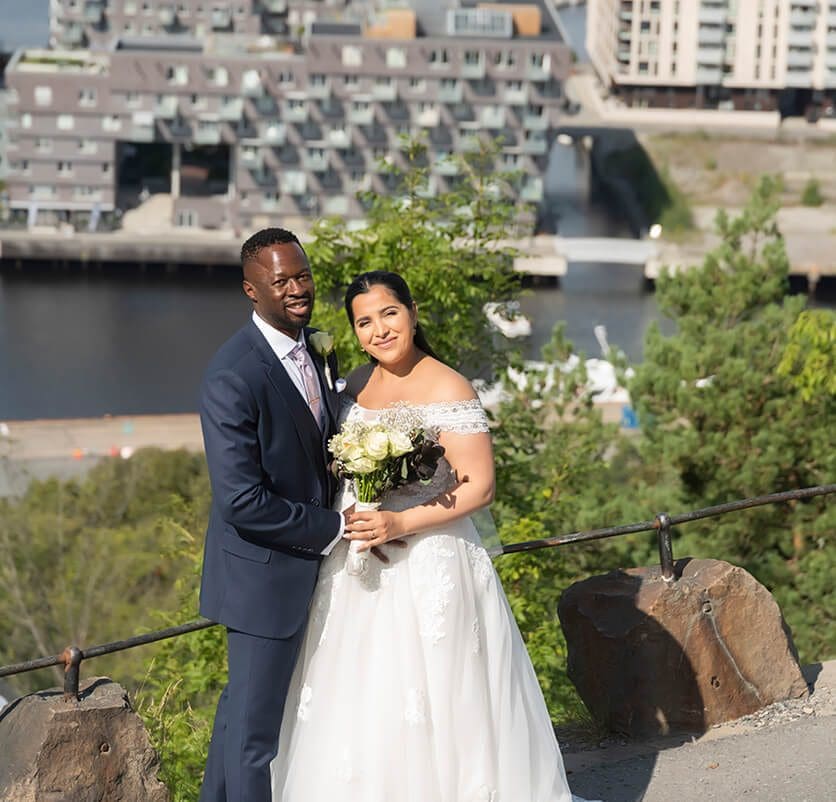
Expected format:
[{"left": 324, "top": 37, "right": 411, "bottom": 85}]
[{"left": 424, "top": 399, "right": 490, "bottom": 434}]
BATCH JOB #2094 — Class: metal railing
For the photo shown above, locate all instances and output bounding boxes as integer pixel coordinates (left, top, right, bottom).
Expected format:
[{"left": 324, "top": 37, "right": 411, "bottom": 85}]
[{"left": 1, "top": 483, "right": 834, "bottom": 702}]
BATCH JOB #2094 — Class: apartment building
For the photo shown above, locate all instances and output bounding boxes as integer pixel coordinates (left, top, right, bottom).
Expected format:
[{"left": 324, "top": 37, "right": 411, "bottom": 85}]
[
  {"left": 588, "top": 0, "right": 836, "bottom": 115},
  {"left": 5, "top": 0, "right": 572, "bottom": 230}
]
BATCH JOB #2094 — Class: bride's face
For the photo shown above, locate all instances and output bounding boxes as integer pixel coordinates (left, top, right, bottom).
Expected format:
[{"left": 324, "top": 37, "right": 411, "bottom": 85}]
[{"left": 351, "top": 284, "right": 418, "bottom": 365}]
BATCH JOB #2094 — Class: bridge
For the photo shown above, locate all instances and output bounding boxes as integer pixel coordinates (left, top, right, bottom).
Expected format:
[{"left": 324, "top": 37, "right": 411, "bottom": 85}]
[{"left": 513, "top": 234, "right": 661, "bottom": 278}]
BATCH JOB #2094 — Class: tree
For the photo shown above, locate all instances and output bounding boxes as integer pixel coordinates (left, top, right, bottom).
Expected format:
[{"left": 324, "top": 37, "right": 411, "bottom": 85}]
[
  {"left": 630, "top": 176, "right": 835, "bottom": 661},
  {"left": 306, "top": 138, "right": 529, "bottom": 377},
  {"left": 0, "top": 449, "right": 209, "bottom": 694}
]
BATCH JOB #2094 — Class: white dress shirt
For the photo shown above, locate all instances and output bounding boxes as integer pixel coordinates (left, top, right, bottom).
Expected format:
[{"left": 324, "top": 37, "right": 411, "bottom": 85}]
[{"left": 251, "top": 311, "right": 344, "bottom": 555}]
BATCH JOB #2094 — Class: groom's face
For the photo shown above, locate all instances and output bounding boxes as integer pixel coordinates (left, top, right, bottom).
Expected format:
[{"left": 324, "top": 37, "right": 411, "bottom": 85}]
[{"left": 242, "top": 242, "right": 315, "bottom": 338}]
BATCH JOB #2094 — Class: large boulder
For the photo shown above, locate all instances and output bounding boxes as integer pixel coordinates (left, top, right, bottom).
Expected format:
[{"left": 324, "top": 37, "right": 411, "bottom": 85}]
[
  {"left": 558, "top": 558, "right": 808, "bottom": 737},
  {"left": 0, "top": 677, "right": 169, "bottom": 802}
]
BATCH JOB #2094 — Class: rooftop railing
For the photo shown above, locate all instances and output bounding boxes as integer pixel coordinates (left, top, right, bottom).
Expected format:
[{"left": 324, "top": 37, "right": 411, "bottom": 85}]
[{"left": 1, "top": 483, "right": 834, "bottom": 702}]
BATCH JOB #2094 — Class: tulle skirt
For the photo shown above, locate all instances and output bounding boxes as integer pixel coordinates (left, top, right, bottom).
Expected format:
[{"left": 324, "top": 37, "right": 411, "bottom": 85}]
[{"left": 271, "top": 519, "right": 575, "bottom": 802}]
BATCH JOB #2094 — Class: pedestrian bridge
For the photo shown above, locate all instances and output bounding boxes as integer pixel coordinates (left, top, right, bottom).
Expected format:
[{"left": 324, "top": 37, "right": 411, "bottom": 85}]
[{"left": 513, "top": 235, "right": 661, "bottom": 278}]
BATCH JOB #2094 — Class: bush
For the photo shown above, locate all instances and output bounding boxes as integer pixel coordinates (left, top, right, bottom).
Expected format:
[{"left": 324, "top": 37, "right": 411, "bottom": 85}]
[{"left": 801, "top": 178, "right": 824, "bottom": 207}]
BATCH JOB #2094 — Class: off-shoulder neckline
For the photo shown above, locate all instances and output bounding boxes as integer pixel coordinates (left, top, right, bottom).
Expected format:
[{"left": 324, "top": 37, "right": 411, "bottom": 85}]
[{"left": 350, "top": 398, "right": 482, "bottom": 412}]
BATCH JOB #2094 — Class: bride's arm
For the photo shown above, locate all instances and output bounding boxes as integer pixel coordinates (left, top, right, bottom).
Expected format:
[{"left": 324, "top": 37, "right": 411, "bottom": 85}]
[{"left": 344, "top": 428, "right": 495, "bottom": 550}]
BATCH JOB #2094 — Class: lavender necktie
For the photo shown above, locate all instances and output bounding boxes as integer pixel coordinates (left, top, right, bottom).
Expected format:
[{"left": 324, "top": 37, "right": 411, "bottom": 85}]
[{"left": 289, "top": 342, "right": 323, "bottom": 430}]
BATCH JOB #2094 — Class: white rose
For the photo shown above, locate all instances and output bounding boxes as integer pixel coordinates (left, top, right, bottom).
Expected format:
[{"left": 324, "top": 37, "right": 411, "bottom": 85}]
[
  {"left": 309, "top": 331, "right": 335, "bottom": 355},
  {"left": 363, "top": 430, "right": 391, "bottom": 461},
  {"left": 387, "top": 430, "right": 413, "bottom": 456},
  {"left": 347, "top": 456, "right": 376, "bottom": 474}
]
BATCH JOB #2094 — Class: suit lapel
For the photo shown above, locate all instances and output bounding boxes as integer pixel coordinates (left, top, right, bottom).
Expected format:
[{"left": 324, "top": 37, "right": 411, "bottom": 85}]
[{"left": 246, "top": 323, "right": 325, "bottom": 474}]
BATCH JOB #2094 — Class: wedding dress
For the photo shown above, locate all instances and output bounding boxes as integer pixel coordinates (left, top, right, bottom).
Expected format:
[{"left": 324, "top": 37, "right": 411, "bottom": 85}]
[{"left": 272, "top": 399, "right": 591, "bottom": 802}]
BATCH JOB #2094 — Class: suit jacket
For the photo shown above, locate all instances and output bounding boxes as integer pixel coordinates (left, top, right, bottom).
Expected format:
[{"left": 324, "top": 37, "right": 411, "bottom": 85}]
[{"left": 198, "top": 320, "right": 342, "bottom": 639}]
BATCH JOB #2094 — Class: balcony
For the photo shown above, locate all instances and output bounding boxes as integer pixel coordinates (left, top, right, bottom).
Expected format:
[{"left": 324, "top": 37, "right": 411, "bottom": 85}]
[
  {"left": 240, "top": 146, "right": 264, "bottom": 170},
  {"left": 787, "top": 27, "right": 814, "bottom": 47},
  {"left": 827, "top": 32, "right": 836, "bottom": 48},
  {"left": 785, "top": 67, "right": 813, "bottom": 87},
  {"left": 695, "top": 66, "right": 722, "bottom": 83},
  {"left": 130, "top": 111, "right": 155, "bottom": 143},
  {"left": 521, "top": 132, "right": 547, "bottom": 155},
  {"left": 262, "top": 122, "right": 287, "bottom": 145},
  {"left": 526, "top": 57, "right": 551, "bottom": 82},
  {"left": 433, "top": 155, "right": 460, "bottom": 176},
  {"left": 502, "top": 83, "right": 528, "bottom": 105},
  {"left": 371, "top": 81, "right": 397, "bottom": 102},
  {"left": 461, "top": 55, "right": 486, "bottom": 80},
  {"left": 306, "top": 78, "right": 332, "bottom": 101},
  {"left": 84, "top": 0, "right": 105, "bottom": 23},
  {"left": 303, "top": 150, "right": 329, "bottom": 172},
  {"left": 480, "top": 106, "right": 506, "bottom": 128},
  {"left": 154, "top": 96, "right": 179, "bottom": 119},
  {"left": 321, "top": 194, "right": 349, "bottom": 216},
  {"left": 195, "top": 120, "right": 221, "bottom": 145},
  {"left": 826, "top": 51, "right": 836, "bottom": 68},
  {"left": 619, "top": 11, "right": 632, "bottom": 22},
  {"left": 520, "top": 177, "right": 543, "bottom": 203},
  {"left": 415, "top": 106, "right": 441, "bottom": 127},
  {"left": 219, "top": 98, "right": 244, "bottom": 121},
  {"left": 697, "top": 47, "right": 724, "bottom": 66},
  {"left": 438, "top": 81, "right": 463, "bottom": 104},
  {"left": 241, "top": 70, "right": 264, "bottom": 98},
  {"left": 279, "top": 171, "right": 306, "bottom": 195},
  {"left": 698, "top": 7, "right": 726, "bottom": 25},
  {"left": 698, "top": 26, "right": 725, "bottom": 45},
  {"left": 212, "top": 8, "right": 232, "bottom": 30},
  {"left": 522, "top": 110, "right": 548, "bottom": 130},
  {"left": 281, "top": 99, "right": 309, "bottom": 123},
  {"left": 326, "top": 126, "right": 352, "bottom": 148},
  {"left": 60, "top": 24, "right": 86, "bottom": 45},
  {"left": 787, "top": 49, "right": 814, "bottom": 68},
  {"left": 789, "top": 8, "right": 817, "bottom": 28},
  {"left": 260, "top": 0, "right": 288, "bottom": 12},
  {"left": 348, "top": 101, "right": 374, "bottom": 126},
  {"left": 459, "top": 132, "right": 482, "bottom": 152}
]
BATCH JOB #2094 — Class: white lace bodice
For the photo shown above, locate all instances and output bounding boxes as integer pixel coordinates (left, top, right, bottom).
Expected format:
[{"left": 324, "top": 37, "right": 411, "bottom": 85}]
[{"left": 337, "top": 398, "right": 490, "bottom": 512}]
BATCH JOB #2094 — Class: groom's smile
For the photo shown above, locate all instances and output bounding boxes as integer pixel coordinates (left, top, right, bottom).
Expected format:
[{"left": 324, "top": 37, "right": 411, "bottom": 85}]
[{"left": 242, "top": 240, "right": 316, "bottom": 339}]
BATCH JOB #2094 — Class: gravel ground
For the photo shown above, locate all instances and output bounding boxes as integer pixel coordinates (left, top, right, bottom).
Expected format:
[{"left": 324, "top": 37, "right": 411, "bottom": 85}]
[{"left": 559, "top": 661, "right": 836, "bottom": 802}]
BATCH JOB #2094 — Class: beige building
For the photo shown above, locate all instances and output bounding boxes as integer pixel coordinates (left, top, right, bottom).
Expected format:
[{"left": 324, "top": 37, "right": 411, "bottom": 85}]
[
  {"left": 588, "top": 0, "right": 836, "bottom": 116},
  {"left": 3, "top": 1, "right": 573, "bottom": 231}
]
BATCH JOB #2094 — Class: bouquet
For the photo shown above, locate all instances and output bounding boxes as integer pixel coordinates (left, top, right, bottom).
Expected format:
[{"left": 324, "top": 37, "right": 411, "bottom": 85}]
[{"left": 328, "top": 408, "right": 445, "bottom": 575}]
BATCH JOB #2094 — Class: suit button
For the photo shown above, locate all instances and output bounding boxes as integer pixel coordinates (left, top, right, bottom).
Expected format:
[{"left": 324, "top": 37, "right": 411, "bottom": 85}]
[{"left": 310, "top": 498, "right": 320, "bottom": 507}]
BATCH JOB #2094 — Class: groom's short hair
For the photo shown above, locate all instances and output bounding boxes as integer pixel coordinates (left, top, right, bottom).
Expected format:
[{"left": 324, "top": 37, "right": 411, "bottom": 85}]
[{"left": 240, "top": 228, "right": 304, "bottom": 268}]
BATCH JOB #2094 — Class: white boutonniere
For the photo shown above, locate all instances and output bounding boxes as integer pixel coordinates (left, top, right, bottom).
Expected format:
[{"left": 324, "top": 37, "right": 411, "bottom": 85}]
[{"left": 309, "top": 331, "right": 336, "bottom": 390}]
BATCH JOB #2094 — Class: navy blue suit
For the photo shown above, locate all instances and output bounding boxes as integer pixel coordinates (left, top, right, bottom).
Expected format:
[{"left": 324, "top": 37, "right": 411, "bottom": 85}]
[{"left": 198, "top": 319, "right": 341, "bottom": 802}]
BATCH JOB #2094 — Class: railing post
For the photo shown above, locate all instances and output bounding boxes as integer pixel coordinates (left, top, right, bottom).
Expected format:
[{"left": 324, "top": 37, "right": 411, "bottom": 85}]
[
  {"left": 62, "top": 646, "right": 83, "bottom": 701},
  {"left": 655, "top": 513, "right": 675, "bottom": 583}
]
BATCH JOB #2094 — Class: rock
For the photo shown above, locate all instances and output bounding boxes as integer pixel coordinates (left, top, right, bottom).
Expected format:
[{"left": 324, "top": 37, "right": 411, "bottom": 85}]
[
  {"left": 558, "top": 558, "right": 808, "bottom": 737},
  {"left": 0, "top": 677, "right": 169, "bottom": 802}
]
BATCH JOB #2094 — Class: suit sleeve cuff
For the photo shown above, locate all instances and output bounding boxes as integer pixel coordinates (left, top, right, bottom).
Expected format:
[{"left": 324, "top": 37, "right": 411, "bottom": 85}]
[{"left": 321, "top": 512, "right": 345, "bottom": 555}]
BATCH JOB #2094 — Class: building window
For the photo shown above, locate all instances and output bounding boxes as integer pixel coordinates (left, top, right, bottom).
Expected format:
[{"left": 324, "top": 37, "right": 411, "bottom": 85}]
[
  {"left": 166, "top": 65, "right": 189, "bottom": 85},
  {"left": 57, "top": 114, "right": 75, "bottom": 131},
  {"left": 310, "top": 73, "right": 328, "bottom": 87},
  {"left": 208, "top": 66, "right": 229, "bottom": 86},
  {"left": 20, "top": 159, "right": 30, "bottom": 175},
  {"left": 464, "top": 50, "right": 482, "bottom": 66},
  {"left": 102, "top": 115, "right": 121, "bottom": 132},
  {"left": 58, "top": 161, "right": 73, "bottom": 176},
  {"left": 277, "top": 70, "right": 293, "bottom": 86},
  {"left": 35, "top": 138, "right": 52, "bottom": 153},
  {"left": 102, "top": 163, "right": 111, "bottom": 174},
  {"left": 342, "top": 45, "right": 363, "bottom": 67},
  {"left": 493, "top": 51, "right": 516, "bottom": 68},
  {"left": 344, "top": 74, "right": 359, "bottom": 89},
  {"left": 430, "top": 48, "right": 449, "bottom": 66},
  {"left": 79, "top": 139, "right": 98, "bottom": 154},
  {"left": 20, "top": 113, "right": 33, "bottom": 128},
  {"left": 387, "top": 47, "right": 407, "bottom": 69},
  {"left": 34, "top": 86, "right": 53, "bottom": 107},
  {"left": 409, "top": 77, "right": 426, "bottom": 92},
  {"left": 78, "top": 88, "right": 96, "bottom": 107}
]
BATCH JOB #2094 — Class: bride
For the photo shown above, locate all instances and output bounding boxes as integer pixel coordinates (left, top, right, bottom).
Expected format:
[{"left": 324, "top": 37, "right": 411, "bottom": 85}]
[{"left": 272, "top": 271, "right": 591, "bottom": 802}]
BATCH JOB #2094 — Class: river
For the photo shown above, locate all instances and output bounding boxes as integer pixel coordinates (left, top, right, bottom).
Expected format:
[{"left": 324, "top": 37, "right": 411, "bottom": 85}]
[{"left": 0, "top": 140, "right": 672, "bottom": 420}]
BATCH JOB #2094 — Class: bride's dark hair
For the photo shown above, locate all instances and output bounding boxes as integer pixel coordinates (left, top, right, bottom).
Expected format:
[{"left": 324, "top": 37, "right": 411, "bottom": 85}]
[{"left": 344, "top": 271, "right": 441, "bottom": 362}]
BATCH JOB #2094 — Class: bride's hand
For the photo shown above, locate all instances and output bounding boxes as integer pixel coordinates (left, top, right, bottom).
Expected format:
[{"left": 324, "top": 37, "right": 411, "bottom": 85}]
[{"left": 344, "top": 510, "right": 408, "bottom": 552}]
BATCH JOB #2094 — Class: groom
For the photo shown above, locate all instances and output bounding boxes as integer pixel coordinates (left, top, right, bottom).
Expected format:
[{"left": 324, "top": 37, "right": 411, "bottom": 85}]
[{"left": 198, "top": 227, "right": 344, "bottom": 802}]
